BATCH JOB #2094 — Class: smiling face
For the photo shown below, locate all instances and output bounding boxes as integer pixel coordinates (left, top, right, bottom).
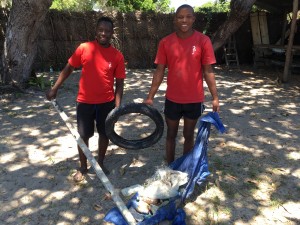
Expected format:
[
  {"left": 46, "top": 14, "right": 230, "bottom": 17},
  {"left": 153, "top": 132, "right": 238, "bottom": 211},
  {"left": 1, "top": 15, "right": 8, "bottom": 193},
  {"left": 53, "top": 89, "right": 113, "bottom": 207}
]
[
  {"left": 174, "top": 5, "right": 195, "bottom": 38},
  {"left": 95, "top": 21, "right": 114, "bottom": 47}
]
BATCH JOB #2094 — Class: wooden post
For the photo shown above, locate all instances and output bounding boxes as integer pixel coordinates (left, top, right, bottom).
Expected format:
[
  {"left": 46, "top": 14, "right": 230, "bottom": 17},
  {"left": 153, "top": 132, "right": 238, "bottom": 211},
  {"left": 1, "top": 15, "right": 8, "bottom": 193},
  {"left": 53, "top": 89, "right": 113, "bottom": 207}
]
[{"left": 282, "top": 0, "right": 298, "bottom": 82}]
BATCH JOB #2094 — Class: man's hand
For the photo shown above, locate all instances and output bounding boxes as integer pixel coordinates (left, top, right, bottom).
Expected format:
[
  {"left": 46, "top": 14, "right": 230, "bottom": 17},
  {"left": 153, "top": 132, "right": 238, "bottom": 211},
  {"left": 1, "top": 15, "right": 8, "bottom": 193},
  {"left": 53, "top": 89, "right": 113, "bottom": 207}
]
[
  {"left": 212, "top": 98, "right": 220, "bottom": 112},
  {"left": 143, "top": 99, "right": 154, "bottom": 105},
  {"left": 45, "top": 89, "right": 57, "bottom": 101},
  {"left": 45, "top": 63, "right": 74, "bottom": 101}
]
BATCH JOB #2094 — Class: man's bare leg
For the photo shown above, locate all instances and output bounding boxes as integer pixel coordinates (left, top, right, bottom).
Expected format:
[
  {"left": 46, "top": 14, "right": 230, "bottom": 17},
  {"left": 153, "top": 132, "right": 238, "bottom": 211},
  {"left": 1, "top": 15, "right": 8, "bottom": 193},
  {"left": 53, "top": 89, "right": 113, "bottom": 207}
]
[
  {"left": 73, "top": 138, "right": 89, "bottom": 182},
  {"left": 183, "top": 117, "right": 198, "bottom": 154},
  {"left": 165, "top": 117, "right": 180, "bottom": 164},
  {"left": 98, "top": 133, "right": 110, "bottom": 174}
]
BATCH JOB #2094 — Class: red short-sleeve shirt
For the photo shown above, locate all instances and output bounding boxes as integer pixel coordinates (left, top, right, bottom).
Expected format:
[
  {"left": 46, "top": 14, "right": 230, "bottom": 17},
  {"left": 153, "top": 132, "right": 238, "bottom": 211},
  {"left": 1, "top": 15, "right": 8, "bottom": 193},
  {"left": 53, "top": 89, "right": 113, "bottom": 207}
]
[
  {"left": 155, "top": 31, "right": 216, "bottom": 103},
  {"left": 68, "top": 40, "right": 126, "bottom": 104}
]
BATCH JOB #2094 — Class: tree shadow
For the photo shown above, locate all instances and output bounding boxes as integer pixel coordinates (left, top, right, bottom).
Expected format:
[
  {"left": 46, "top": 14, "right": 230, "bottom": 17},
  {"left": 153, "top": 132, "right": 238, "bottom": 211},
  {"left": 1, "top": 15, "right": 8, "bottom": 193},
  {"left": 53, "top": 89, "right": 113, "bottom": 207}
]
[
  {"left": 0, "top": 66, "right": 299, "bottom": 224},
  {"left": 182, "top": 65, "right": 300, "bottom": 224}
]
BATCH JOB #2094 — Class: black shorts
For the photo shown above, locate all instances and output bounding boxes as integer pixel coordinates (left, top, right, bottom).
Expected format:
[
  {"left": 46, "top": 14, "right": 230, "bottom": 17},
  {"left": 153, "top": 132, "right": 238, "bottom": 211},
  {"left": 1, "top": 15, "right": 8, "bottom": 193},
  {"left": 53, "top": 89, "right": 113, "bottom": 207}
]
[
  {"left": 164, "top": 98, "right": 204, "bottom": 120},
  {"left": 76, "top": 101, "right": 115, "bottom": 139}
]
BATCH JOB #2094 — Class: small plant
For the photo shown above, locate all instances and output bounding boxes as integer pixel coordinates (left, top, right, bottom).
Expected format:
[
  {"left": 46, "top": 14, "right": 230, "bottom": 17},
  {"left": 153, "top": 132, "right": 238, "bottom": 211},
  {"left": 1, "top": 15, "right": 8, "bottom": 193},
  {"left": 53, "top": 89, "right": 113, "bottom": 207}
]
[
  {"left": 221, "top": 182, "right": 236, "bottom": 198},
  {"left": 48, "top": 156, "right": 55, "bottom": 164},
  {"left": 7, "top": 111, "right": 18, "bottom": 118},
  {"left": 15, "top": 92, "right": 23, "bottom": 98},
  {"left": 248, "top": 169, "right": 258, "bottom": 179},
  {"left": 269, "top": 197, "right": 284, "bottom": 208},
  {"left": 212, "top": 195, "right": 221, "bottom": 212},
  {"left": 29, "top": 73, "right": 52, "bottom": 90},
  {"left": 212, "top": 156, "right": 223, "bottom": 170}
]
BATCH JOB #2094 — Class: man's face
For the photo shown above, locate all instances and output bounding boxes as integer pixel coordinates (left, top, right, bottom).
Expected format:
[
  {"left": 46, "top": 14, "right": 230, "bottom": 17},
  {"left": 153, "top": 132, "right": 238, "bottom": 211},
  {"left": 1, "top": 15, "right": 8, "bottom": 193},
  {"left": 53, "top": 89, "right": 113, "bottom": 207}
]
[
  {"left": 175, "top": 7, "right": 195, "bottom": 33},
  {"left": 96, "top": 21, "right": 113, "bottom": 47}
]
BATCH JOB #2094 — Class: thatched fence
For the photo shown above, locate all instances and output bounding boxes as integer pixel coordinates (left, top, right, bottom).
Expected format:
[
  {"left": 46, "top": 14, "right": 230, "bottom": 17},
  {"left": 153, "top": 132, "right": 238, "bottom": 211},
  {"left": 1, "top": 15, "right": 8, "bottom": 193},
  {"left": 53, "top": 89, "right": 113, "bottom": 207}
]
[
  {"left": 36, "top": 10, "right": 231, "bottom": 71},
  {"left": 0, "top": 9, "right": 284, "bottom": 71}
]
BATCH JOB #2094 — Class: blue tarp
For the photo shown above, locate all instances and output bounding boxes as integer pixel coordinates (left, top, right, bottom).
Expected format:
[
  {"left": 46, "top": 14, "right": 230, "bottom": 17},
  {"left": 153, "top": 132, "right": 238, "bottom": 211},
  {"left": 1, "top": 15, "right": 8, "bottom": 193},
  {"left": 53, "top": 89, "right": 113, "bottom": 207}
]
[
  {"left": 104, "top": 112, "right": 226, "bottom": 224},
  {"left": 170, "top": 112, "right": 226, "bottom": 201}
]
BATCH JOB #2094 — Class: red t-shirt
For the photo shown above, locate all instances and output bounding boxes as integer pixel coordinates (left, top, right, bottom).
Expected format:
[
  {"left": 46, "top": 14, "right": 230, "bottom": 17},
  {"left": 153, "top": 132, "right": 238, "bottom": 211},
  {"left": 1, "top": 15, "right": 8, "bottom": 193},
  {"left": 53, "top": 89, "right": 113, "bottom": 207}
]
[
  {"left": 68, "top": 40, "right": 126, "bottom": 104},
  {"left": 155, "top": 31, "right": 216, "bottom": 103}
]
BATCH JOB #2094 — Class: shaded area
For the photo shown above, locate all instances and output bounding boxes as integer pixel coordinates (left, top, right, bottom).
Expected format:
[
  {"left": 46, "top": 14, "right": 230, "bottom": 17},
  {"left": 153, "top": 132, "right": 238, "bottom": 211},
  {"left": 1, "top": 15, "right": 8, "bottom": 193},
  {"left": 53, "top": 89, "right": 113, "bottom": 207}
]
[{"left": 0, "top": 66, "right": 299, "bottom": 224}]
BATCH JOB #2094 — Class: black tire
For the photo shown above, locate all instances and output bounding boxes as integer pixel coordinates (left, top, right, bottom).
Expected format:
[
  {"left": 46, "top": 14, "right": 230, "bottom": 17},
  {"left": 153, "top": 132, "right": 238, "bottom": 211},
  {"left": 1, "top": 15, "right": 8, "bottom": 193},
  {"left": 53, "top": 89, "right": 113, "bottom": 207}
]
[{"left": 105, "top": 103, "right": 164, "bottom": 150}]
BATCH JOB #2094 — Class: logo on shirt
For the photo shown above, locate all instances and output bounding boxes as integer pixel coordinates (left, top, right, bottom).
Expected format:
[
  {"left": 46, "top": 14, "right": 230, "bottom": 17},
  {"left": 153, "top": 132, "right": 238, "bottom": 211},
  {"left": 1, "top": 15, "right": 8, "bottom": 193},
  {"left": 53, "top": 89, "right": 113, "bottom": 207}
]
[
  {"left": 192, "top": 46, "right": 196, "bottom": 55},
  {"left": 108, "top": 62, "right": 112, "bottom": 69}
]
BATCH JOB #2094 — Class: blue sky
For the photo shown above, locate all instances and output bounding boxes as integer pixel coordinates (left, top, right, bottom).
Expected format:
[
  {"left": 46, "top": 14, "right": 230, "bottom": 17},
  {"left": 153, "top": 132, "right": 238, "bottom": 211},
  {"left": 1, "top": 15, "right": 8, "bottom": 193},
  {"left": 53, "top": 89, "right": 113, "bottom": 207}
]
[{"left": 169, "top": 0, "right": 212, "bottom": 9}]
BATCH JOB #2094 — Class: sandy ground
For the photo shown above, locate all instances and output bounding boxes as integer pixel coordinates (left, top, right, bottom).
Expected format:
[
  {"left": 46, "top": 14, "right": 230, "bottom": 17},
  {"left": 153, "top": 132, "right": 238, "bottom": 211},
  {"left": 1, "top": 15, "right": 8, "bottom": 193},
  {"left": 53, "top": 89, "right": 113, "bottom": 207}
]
[{"left": 0, "top": 65, "right": 300, "bottom": 225}]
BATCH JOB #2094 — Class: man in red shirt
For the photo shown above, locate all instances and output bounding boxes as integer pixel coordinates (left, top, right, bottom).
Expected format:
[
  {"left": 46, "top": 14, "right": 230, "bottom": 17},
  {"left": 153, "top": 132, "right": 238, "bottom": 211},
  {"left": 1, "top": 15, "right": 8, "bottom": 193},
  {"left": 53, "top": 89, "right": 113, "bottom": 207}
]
[
  {"left": 46, "top": 17, "right": 126, "bottom": 181},
  {"left": 144, "top": 4, "right": 220, "bottom": 164}
]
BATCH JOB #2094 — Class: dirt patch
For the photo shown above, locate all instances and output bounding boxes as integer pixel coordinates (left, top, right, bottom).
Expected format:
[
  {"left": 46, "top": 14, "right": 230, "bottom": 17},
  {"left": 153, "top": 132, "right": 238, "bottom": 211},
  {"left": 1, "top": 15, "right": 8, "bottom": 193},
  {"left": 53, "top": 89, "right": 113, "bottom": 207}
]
[{"left": 0, "top": 66, "right": 299, "bottom": 224}]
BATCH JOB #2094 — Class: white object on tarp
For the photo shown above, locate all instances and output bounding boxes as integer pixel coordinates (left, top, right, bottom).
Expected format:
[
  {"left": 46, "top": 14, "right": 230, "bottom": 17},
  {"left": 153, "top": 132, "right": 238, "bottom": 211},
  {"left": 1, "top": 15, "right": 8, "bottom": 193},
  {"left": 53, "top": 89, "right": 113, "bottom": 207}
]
[
  {"left": 138, "top": 167, "right": 188, "bottom": 200},
  {"left": 121, "top": 184, "right": 144, "bottom": 197}
]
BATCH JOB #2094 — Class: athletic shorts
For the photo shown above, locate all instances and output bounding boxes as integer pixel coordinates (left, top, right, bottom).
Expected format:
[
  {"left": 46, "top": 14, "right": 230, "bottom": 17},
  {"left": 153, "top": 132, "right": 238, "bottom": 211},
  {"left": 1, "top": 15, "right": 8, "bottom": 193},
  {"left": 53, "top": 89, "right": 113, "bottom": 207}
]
[
  {"left": 164, "top": 98, "right": 204, "bottom": 120},
  {"left": 76, "top": 101, "right": 115, "bottom": 139}
]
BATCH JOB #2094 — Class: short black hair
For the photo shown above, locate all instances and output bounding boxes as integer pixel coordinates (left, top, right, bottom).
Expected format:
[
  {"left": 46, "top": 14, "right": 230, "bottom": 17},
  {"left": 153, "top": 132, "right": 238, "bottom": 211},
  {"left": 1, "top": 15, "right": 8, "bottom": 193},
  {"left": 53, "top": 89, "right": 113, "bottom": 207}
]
[
  {"left": 176, "top": 4, "right": 194, "bottom": 15},
  {"left": 97, "top": 16, "right": 114, "bottom": 28}
]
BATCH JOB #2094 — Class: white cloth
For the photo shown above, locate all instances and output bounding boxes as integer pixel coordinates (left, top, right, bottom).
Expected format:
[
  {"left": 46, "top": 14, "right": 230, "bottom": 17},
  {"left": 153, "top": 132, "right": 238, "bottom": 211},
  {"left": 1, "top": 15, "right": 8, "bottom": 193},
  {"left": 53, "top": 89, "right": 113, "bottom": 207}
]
[{"left": 139, "top": 167, "right": 188, "bottom": 199}]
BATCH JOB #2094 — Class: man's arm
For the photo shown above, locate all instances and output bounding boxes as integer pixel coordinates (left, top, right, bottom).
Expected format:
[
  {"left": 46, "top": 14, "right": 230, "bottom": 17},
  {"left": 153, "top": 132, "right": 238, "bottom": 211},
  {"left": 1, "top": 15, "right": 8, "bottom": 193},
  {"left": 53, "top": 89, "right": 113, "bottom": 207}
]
[
  {"left": 203, "top": 64, "right": 220, "bottom": 112},
  {"left": 46, "top": 63, "right": 74, "bottom": 100},
  {"left": 115, "top": 78, "right": 124, "bottom": 108},
  {"left": 144, "top": 64, "right": 166, "bottom": 105}
]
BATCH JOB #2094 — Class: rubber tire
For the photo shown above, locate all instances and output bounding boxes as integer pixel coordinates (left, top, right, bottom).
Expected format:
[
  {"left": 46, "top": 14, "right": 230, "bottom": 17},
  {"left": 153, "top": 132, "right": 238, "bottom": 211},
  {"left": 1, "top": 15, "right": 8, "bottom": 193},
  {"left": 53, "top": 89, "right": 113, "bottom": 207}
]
[{"left": 105, "top": 103, "right": 164, "bottom": 150}]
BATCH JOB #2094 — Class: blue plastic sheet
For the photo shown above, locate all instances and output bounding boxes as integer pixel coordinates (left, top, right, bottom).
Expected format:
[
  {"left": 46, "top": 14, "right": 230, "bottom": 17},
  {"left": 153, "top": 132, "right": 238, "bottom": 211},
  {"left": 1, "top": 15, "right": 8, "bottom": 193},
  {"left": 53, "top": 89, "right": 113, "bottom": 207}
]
[
  {"left": 170, "top": 112, "right": 226, "bottom": 201},
  {"left": 103, "top": 112, "right": 225, "bottom": 224},
  {"left": 104, "top": 197, "right": 183, "bottom": 225}
]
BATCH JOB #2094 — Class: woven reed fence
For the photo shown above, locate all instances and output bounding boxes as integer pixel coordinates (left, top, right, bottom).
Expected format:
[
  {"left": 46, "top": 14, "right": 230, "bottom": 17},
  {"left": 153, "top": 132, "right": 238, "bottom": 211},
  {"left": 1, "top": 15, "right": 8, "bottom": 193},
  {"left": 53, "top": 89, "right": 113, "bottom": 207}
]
[{"left": 0, "top": 9, "right": 260, "bottom": 71}]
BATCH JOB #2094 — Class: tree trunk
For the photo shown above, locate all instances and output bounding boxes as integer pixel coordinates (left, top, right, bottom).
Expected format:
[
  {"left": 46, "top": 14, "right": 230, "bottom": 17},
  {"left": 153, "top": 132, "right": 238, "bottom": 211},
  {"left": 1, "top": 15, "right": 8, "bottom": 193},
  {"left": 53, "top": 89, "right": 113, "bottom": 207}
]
[
  {"left": 212, "top": 0, "right": 256, "bottom": 51},
  {"left": 1, "top": 0, "right": 52, "bottom": 87}
]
